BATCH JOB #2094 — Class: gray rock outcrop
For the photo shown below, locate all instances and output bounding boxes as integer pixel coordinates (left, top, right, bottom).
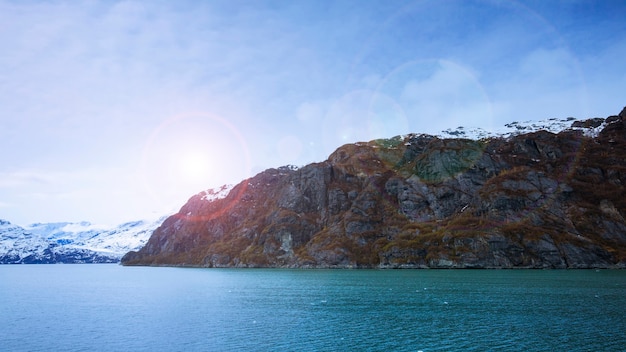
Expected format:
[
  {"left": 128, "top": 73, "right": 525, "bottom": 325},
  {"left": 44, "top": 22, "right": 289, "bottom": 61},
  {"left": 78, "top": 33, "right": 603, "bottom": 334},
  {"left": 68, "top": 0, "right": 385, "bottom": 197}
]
[{"left": 123, "top": 108, "right": 626, "bottom": 268}]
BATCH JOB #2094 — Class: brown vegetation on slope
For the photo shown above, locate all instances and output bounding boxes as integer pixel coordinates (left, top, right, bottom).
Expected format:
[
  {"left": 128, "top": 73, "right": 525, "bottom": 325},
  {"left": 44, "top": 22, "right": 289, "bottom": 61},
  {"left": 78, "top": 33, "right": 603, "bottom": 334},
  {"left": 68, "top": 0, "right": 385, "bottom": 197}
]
[{"left": 123, "top": 108, "right": 626, "bottom": 268}]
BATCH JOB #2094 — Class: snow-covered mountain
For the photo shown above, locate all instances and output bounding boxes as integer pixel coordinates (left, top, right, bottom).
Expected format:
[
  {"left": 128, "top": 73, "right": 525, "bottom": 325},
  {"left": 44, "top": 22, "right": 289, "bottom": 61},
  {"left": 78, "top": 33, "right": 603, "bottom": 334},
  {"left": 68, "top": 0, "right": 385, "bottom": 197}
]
[
  {"left": 438, "top": 116, "right": 607, "bottom": 140},
  {"left": 0, "top": 216, "right": 168, "bottom": 264},
  {"left": 2, "top": 114, "right": 614, "bottom": 264}
]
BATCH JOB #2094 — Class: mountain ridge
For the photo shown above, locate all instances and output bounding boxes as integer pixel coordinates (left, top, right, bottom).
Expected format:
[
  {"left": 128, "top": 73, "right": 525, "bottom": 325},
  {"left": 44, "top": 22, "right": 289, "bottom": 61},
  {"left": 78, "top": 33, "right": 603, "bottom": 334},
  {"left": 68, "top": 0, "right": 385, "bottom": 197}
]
[
  {"left": 122, "top": 107, "right": 626, "bottom": 268},
  {"left": 0, "top": 217, "right": 166, "bottom": 264}
]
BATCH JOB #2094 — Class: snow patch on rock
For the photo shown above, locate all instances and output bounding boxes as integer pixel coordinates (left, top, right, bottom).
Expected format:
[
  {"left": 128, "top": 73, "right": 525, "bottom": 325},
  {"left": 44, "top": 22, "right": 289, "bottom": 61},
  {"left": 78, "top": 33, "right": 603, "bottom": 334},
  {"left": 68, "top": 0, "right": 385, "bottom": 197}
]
[
  {"left": 439, "top": 116, "right": 607, "bottom": 140},
  {"left": 201, "top": 184, "right": 234, "bottom": 202}
]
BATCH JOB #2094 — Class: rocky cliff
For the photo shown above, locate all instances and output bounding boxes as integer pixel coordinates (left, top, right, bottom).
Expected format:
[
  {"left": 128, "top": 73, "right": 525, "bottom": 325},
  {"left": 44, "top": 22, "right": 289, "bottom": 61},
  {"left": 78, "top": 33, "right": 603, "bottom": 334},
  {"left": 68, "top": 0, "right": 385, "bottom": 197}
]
[{"left": 122, "top": 108, "right": 626, "bottom": 268}]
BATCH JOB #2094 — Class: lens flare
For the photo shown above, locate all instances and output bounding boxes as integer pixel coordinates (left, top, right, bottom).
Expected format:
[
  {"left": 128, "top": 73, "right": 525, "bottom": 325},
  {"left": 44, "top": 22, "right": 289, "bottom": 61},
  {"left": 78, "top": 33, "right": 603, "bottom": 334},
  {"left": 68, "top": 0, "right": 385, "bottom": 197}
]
[{"left": 138, "top": 112, "right": 252, "bottom": 218}]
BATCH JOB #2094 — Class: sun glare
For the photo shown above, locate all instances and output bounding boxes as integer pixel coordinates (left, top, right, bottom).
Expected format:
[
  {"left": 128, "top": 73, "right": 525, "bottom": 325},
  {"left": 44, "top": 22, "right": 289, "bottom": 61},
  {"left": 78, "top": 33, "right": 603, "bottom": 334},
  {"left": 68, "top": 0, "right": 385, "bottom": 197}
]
[
  {"left": 179, "top": 152, "right": 212, "bottom": 181},
  {"left": 139, "top": 112, "right": 252, "bottom": 211}
]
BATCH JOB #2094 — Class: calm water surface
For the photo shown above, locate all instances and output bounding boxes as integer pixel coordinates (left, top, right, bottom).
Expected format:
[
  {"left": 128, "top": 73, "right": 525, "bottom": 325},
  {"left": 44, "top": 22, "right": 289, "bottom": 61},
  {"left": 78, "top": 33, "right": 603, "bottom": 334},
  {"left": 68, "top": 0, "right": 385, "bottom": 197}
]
[{"left": 1, "top": 265, "right": 625, "bottom": 351}]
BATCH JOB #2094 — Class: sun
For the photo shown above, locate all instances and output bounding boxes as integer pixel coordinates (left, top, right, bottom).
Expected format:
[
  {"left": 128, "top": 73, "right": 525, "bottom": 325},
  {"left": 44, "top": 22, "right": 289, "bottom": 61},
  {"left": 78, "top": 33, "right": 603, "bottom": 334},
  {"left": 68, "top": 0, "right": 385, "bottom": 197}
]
[
  {"left": 139, "top": 112, "right": 253, "bottom": 210},
  {"left": 178, "top": 151, "right": 212, "bottom": 181}
]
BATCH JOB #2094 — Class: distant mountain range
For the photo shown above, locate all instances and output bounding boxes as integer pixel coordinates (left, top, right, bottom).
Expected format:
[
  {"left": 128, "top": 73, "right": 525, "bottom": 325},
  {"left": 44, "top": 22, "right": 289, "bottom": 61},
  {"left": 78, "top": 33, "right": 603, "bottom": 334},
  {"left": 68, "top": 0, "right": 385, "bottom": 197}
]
[
  {"left": 4, "top": 108, "right": 625, "bottom": 267},
  {"left": 0, "top": 217, "right": 167, "bottom": 264},
  {"left": 123, "top": 107, "right": 626, "bottom": 269}
]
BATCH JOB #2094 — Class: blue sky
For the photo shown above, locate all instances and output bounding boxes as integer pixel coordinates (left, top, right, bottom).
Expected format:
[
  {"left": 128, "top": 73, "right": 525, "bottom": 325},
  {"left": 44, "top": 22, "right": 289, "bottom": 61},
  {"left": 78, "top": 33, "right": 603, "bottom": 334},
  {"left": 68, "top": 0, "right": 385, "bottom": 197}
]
[{"left": 1, "top": 0, "right": 625, "bottom": 226}]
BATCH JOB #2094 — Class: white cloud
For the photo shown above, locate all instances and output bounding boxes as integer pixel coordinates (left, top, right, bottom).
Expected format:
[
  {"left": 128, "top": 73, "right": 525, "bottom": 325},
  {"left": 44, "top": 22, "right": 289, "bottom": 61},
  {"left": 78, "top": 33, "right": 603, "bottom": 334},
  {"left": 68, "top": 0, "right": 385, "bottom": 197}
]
[
  {"left": 0, "top": 165, "right": 172, "bottom": 226},
  {"left": 486, "top": 47, "right": 589, "bottom": 123},
  {"left": 296, "top": 101, "right": 327, "bottom": 123},
  {"left": 1, "top": 0, "right": 624, "bottom": 225},
  {"left": 276, "top": 135, "right": 304, "bottom": 163},
  {"left": 320, "top": 89, "right": 410, "bottom": 154},
  {"left": 575, "top": 36, "right": 626, "bottom": 118},
  {"left": 518, "top": 48, "right": 583, "bottom": 88},
  {"left": 371, "top": 60, "right": 494, "bottom": 135},
  {"left": 0, "top": 170, "right": 51, "bottom": 188}
]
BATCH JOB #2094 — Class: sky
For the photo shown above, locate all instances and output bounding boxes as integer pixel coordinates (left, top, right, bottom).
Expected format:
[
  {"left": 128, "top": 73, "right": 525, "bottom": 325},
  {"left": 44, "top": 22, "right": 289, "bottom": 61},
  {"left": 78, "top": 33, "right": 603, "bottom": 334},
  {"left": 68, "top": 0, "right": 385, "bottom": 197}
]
[{"left": 1, "top": 0, "right": 625, "bottom": 226}]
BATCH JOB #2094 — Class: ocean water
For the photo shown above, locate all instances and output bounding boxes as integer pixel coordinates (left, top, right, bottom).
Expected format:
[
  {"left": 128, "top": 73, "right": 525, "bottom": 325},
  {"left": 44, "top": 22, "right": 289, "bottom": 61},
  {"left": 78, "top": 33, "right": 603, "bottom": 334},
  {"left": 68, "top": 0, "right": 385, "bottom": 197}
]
[{"left": 1, "top": 265, "right": 625, "bottom": 352}]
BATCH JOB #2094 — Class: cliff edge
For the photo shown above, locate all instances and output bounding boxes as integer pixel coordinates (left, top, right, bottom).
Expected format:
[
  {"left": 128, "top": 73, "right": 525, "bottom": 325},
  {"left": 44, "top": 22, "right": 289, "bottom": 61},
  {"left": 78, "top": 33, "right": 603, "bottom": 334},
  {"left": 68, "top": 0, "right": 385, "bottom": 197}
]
[{"left": 122, "top": 108, "right": 626, "bottom": 268}]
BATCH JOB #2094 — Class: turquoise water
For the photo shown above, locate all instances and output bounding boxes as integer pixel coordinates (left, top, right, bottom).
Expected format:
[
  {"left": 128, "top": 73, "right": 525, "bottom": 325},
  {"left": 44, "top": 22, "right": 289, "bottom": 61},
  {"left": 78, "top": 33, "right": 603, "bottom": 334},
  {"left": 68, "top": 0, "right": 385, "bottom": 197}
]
[{"left": 1, "top": 265, "right": 625, "bottom": 351}]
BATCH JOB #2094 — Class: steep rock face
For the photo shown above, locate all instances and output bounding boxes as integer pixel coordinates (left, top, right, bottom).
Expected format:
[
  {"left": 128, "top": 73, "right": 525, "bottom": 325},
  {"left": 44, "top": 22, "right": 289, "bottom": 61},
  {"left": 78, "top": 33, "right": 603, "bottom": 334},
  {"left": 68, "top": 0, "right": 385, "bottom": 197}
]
[{"left": 122, "top": 108, "right": 626, "bottom": 268}]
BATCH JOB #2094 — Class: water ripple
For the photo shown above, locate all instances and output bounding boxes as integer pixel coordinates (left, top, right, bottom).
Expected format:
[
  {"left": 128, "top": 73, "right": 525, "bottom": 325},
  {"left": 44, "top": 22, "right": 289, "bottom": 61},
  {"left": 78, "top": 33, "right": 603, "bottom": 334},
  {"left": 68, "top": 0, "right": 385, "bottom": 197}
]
[{"left": 1, "top": 266, "right": 625, "bottom": 351}]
